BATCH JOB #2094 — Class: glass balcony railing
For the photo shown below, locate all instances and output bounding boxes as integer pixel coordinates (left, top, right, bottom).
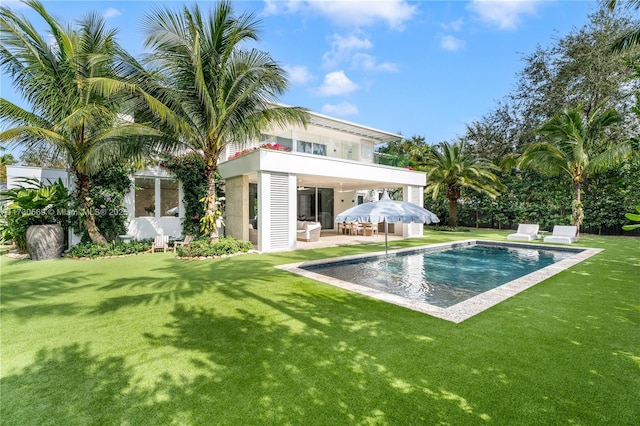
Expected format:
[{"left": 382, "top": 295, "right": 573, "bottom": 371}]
[
  {"left": 227, "top": 134, "right": 411, "bottom": 170},
  {"left": 373, "top": 152, "right": 410, "bottom": 168}
]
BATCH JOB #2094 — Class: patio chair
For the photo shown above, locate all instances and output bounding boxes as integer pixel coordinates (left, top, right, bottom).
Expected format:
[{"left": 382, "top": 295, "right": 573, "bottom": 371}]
[
  {"left": 544, "top": 225, "right": 578, "bottom": 244},
  {"left": 297, "top": 221, "right": 321, "bottom": 242},
  {"left": 506, "top": 224, "right": 540, "bottom": 241},
  {"left": 173, "top": 235, "right": 194, "bottom": 253},
  {"left": 349, "top": 222, "right": 362, "bottom": 236},
  {"left": 362, "top": 222, "right": 376, "bottom": 236},
  {"left": 151, "top": 235, "right": 169, "bottom": 253}
]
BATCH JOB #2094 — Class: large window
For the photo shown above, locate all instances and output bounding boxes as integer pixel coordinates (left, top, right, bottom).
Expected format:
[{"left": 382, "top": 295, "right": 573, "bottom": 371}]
[
  {"left": 134, "top": 177, "right": 180, "bottom": 218},
  {"left": 135, "top": 178, "right": 155, "bottom": 217},
  {"left": 160, "top": 180, "right": 179, "bottom": 217}
]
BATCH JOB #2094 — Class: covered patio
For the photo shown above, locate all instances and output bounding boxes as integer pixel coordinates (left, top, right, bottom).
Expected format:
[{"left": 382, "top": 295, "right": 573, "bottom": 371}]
[{"left": 294, "top": 229, "right": 406, "bottom": 251}]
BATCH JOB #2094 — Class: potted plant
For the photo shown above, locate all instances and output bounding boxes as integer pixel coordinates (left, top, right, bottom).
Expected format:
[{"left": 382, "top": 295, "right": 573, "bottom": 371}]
[{"left": 1, "top": 178, "right": 69, "bottom": 260}]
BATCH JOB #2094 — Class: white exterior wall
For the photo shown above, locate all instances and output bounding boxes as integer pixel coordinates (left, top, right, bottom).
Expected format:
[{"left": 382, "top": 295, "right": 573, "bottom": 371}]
[
  {"left": 7, "top": 166, "right": 184, "bottom": 243},
  {"left": 403, "top": 185, "right": 425, "bottom": 238},
  {"left": 123, "top": 167, "right": 183, "bottom": 239},
  {"left": 257, "top": 171, "right": 297, "bottom": 252},
  {"left": 7, "top": 166, "right": 71, "bottom": 189}
]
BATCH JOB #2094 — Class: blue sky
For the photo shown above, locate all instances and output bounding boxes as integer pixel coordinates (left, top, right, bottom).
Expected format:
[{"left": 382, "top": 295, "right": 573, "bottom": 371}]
[{"left": 2, "top": 0, "right": 600, "bottom": 151}]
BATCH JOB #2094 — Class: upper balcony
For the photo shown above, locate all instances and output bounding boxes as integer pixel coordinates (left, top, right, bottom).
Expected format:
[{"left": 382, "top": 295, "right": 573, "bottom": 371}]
[{"left": 221, "top": 109, "right": 409, "bottom": 168}]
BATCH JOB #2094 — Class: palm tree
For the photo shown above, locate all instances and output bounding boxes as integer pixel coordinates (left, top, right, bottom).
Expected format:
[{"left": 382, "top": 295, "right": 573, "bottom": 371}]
[
  {"left": 0, "top": 147, "right": 16, "bottom": 183},
  {"left": 603, "top": 0, "right": 640, "bottom": 50},
  {"left": 519, "top": 103, "right": 628, "bottom": 232},
  {"left": 0, "top": 0, "right": 163, "bottom": 243},
  {"left": 423, "top": 140, "right": 504, "bottom": 227},
  {"left": 139, "top": 1, "right": 308, "bottom": 242}
]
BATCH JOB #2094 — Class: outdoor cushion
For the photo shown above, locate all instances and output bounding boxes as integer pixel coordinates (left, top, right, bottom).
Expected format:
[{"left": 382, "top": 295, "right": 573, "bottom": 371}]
[
  {"left": 544, "top": 225, "right": 578, "bottom": 244},
  {"left": 507, "top": 224, "right": 540, "bottom": 241}
]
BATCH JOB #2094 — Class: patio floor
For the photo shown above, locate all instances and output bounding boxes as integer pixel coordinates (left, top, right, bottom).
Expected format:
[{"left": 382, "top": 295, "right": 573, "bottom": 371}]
[{"left": 295, "top": 230, "right": 404, "bottom": 250}]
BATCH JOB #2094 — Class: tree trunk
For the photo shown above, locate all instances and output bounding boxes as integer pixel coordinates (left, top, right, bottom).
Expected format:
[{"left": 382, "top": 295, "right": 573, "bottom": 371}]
[
  {"left": 203, "top": 160, "right": 219, "bottom": 244},
  {"left": 446, "top": 184, "right": 461, "bottom": 227},
  {"left": 447, "top": 197, "right": 458, "bottom": 227},
  {"left": 573, "top": 180, "right": 583, "bottom": 236},
  {"left": 76, "top": 172, "right": 107, "bottom": 244}
]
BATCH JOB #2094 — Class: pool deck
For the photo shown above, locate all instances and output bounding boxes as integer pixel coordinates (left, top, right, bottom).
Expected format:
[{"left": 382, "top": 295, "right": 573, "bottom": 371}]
[
  {"left": 277, "top": 240, "right": 604, "bottom": 323},
  {"left": 295, "top": 230, "right": 405, "bottom": 251}
]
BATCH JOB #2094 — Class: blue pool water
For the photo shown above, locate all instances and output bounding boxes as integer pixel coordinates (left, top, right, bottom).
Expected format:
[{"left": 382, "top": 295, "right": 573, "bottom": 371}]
[{"left": 302, "top": 244, "right": 574, "bottom": 308}]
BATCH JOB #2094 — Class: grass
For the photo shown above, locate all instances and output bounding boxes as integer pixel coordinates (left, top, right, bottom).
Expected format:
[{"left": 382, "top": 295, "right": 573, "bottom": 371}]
[{"left": 1, "top": 229, "right": 638, "bottom": 425}]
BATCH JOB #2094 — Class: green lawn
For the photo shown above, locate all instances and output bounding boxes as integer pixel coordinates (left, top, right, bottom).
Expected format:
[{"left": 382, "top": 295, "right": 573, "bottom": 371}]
[{"left": 1, "top": 230, "right": 638, "bottom": 425}]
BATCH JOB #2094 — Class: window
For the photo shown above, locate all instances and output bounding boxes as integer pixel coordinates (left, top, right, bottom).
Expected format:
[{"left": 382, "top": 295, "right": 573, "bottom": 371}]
[
  {"left": 135, "top": 177, "right": 180, "bottom": 218},
  {"left": 160, "top": 180, "right": 179, "bottom": 216},
  {"left": 297, "top": 140, "right": 327, "bottom": 156},
  {"left": 135, "top": 178, "right": 155, "bottom": 217}
]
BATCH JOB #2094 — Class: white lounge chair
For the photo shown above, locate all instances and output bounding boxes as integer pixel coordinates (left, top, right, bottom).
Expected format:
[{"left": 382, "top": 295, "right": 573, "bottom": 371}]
[
  {"left": 507, "top": 224, "right": 540, "bottom": 241},
  {"left": 544, "top": 225, "right": 578, "bottom": 244},
  {"left": 296, "top": 221, "right": 321, "bottom": 242}
]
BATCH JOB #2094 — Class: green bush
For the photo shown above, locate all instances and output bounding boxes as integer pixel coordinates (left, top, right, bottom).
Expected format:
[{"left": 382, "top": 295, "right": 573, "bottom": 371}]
[
  {"left": 68, "top": 239, "right": 151, "bottom": 258},
  {"left": 176, "top": 236, "right": 252, "bottom": 257},
  {"left": 0, "top": 178, "right": 69, "bottom": 252}
]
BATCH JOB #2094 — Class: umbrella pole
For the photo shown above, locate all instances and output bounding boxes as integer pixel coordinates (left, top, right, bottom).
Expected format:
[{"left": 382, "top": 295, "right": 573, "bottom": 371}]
[{"left": 384, "top": 219, "right": 388, "bottom": 256}]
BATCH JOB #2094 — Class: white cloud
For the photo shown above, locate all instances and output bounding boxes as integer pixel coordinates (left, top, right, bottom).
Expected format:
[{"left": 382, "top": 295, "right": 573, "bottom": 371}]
[
  {"left": 264, "top": 0, "right": 418, "bottom": 30},
  {"left": 440, "top": 35, "right": 465, "bottom": 52},
  {"left": 283, "top": 65, "right": 314, "bottom": 85},
  {"left": 323, "top": 32, "right": 373, "bottom": 68},
  {"left": 322, "top": 101, "right": 359, "bottom": 117},
  {"left": 103, "top": 7, "right": 122, "bottom": 19},
  {"left": 352, "top": 53, "right": 398, "bottom": 72},
  {"left": 441, "top": 17, "right": 464, "bottom": 32},
  {"left": 316, "top": 71, "right": 358, "bottom": 96},
  {"left": 468, "top": 0, "right": 540, "bottom": 30}
]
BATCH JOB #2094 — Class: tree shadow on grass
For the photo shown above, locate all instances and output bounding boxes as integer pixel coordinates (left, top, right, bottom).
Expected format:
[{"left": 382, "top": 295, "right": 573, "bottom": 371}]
[
  {"left": 139, "top": 303, "right": 492, "bottom": 424},
  {"left": 0, "top": 344, "right": 135, "bottom": 425}
]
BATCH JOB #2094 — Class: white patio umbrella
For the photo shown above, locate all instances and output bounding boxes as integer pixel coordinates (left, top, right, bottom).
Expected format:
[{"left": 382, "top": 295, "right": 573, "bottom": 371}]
[{"left": 335, "top": 190, "right": 440, "bottom": 255}]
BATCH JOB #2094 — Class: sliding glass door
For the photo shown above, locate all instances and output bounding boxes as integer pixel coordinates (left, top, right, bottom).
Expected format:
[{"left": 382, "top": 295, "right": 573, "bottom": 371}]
[{"left": 297, "top": 187, "right": 334, "bottom": 230}]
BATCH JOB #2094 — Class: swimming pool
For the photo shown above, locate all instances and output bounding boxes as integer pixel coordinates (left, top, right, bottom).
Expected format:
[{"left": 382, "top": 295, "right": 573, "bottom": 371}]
[{"left": 278, "top": 240, "right": 603, "bottom": 323}]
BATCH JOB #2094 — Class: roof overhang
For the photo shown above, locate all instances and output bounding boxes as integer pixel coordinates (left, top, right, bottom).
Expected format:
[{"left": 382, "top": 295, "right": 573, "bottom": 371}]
[{"left": 307, "top": 111, "right": 402, "bottom": 145}]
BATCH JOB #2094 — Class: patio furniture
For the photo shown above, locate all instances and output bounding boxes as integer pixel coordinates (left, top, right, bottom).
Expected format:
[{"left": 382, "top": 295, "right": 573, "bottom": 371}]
[
  {"left": 362, "top": 222, "right": 377, "bottom": 236},
  {"left": 544, "top": 225, "right": 578, "bottom": 244},
  {"left": 349, "top": 222, "right": 362, "bottom": 236},
  {"left": 297, "top": 221, "right": 321, "bottom": 242},
  {"left": 151, "top": 235, "right": 169, "bottom": 253},
  {"left": 173, "top": 235, "right": 194, "bottom": 253},
  {"left": 506, "top": 224, "right": 540, "bottom": 241}
]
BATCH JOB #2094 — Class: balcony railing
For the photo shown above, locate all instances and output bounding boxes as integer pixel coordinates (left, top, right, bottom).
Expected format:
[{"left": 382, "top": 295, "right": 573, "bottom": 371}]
[
  {"left": 373, "top": 152, "right": 410, "bottom": 168},
  {"left": 227, "top": 135, "right": 411, "bottom": 169}
]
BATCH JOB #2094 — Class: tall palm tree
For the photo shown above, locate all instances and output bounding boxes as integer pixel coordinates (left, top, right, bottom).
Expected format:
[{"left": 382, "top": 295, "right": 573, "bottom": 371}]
[
  {"left": 603, "top": 0, "right": 640, "bottom": 50},
  {"left": 519, "top": 103, "right": 628, "bottom": 232},
  {"left": 0, "top": 0, "right": 163, "bottom": 243},
  {"left": 423, "top": 140, "right": 504, "bottom": 227},
  {"left": 139, "top": 1, "right": 308, "bottom": 242}
]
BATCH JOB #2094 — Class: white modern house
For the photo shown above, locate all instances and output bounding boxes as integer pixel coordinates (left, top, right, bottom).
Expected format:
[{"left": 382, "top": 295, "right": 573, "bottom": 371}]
[{"left": 6, "top": 110, "right": 427, "bottom": 252}]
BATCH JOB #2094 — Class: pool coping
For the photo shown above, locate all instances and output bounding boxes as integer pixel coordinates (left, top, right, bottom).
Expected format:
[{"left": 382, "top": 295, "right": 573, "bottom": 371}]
[{"left": 276, "top": 240, "right": 603, "bottom": 323}]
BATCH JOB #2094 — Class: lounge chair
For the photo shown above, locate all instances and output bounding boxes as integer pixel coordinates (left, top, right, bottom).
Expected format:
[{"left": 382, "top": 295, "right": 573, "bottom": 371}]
[
  {"left": 173, "top": 235, "right": 194, "bottom": 253},
  {"left": 506, "top": 224, "right": 540, "bottom": 241},
  {"left": 151, "top": 235, "right": 169, "bottom": 253},
  {"left": 544, "top": 225, "right": 578, "bottom": 244},
  {"left": 296, "top": 221, "right": 321, "bottom": 242}
]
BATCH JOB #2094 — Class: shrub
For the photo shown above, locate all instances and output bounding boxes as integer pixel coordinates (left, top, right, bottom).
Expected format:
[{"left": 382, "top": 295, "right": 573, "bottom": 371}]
[
  {"left": 68, "top": 239, "right": 151, "bottom": 258},
  {"left": 176, "top": 236, "right": 252, "bottom": 257},
  {"left": 430, "top": 226, "right": 470, "bottom": 232},
  {"left": 69, "top": 163, "right": 132, "bottom": 243},
  {"left": 0, "top": 178, "right": 69, "bottom": 252}
]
